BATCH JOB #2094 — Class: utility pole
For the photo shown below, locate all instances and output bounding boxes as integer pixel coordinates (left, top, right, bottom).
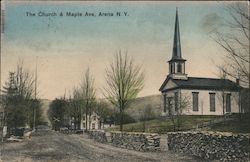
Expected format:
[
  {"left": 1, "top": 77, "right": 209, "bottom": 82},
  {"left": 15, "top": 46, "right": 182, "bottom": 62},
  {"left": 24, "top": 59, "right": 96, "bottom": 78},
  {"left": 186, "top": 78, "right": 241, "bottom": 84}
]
[
  {"left": 0, "top": 13, "right": 5, "bottom": 158},
  {"left": 33, "top": 57, "right": 38, "bottom": 131}
]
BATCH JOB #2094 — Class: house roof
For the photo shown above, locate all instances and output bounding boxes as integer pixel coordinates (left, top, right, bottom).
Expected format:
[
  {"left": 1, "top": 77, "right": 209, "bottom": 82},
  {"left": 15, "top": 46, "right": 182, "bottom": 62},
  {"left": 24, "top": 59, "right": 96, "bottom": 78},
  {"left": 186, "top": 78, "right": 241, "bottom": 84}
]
[{"left": 159, "top": 76, "right": 241, "bottom": 92}]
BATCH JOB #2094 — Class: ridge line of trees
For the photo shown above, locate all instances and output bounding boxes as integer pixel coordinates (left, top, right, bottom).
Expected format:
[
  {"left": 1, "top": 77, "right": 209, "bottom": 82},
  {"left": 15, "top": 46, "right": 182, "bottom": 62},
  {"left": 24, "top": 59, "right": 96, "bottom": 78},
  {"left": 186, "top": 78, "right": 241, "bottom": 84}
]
[{"left": 49, "top": 51, "right": 145, "bottom": 131}]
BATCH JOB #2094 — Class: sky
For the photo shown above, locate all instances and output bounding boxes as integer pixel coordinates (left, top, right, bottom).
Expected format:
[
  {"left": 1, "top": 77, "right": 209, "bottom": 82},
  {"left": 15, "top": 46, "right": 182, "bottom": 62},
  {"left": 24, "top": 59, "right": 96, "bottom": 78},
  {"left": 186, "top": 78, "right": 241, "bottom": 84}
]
[{"left": 1, "top": 1, "right": 247, "bottom": 100}]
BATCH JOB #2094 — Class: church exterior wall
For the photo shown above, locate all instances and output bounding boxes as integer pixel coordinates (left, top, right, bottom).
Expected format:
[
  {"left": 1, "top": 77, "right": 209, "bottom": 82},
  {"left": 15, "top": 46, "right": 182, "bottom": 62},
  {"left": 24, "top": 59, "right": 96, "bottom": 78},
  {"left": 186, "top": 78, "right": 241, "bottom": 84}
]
[{"left": 162, "top": 89, "right": 240, "bottom": 116}]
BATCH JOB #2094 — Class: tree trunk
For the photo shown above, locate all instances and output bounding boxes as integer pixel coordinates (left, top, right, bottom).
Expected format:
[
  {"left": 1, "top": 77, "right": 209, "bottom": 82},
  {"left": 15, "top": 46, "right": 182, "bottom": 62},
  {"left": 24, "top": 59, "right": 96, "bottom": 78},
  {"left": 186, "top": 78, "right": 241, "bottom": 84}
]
[
  {"left": 85, "top": 110, "right": 88, "bottom": 131},
  {"left": 89, "top": 115, "right": 91, "bottom": 130},
  {"left": 78, "top": 116, "right": 80, "bottom": 130},
  {"left": 177, "top": 116, "right": 180, "bottom": 130},
  {"left": 74, "top": 116, "right": 76, "bottom": 130},
  {"left": 222, "top": 93, "right": 226, "bottom": 124},
  {"left": 120, "top": 109, "right": 123, "bottom": 132}
]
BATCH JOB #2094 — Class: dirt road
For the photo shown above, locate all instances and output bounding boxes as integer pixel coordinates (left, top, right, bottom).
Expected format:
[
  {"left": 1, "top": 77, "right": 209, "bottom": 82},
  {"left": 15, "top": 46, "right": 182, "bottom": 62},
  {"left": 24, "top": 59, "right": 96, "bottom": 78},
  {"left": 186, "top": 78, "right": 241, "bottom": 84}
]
[{"left": 0, "top": 129, "right": 200, "bottom": 162}]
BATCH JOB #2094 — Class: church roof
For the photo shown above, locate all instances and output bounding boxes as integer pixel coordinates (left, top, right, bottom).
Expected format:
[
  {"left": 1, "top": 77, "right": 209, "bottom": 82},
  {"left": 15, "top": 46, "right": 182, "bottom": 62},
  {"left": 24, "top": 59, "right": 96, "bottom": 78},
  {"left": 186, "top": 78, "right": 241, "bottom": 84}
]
[
  {"left": 169, "top": 8, "right": 185, "bottom": 62},
  {"left": 159, "top": 77, "right": 242, "bottom": 92}
]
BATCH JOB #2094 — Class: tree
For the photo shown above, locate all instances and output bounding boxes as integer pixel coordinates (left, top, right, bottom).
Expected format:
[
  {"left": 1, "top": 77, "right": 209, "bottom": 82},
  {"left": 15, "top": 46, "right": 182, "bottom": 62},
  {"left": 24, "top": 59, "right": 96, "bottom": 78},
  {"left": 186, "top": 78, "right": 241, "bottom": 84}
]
[
  {"left": 79, "top": 68, "right": 96, "bottom": 131},
  {"left": 95, "top": 100, "right": 113, "bottom": 129},
  {"left": 15, "top": 61, "right": 35, "bottom": 100},
  {"left": 27, "top": 99, "right": 43, "bottom": 129},
  {"left": 217, "top": 68, "right": 228, "bottom": 120},
  {"left": 104, "top": 51, "right": 144, "bottom": 131},
  {"left": 1, "top": 61, "right": 42, "bottom": 134},
  {"left": 169, "top": 92, "right": 191, "bottom": 131},
  {"left": 66, "top": 88, "right": 84, "bottom": 130},
  {"left": 54, "top": 68, "right": 96, "bottom": 131},
  {"left": 48, "top": 98, "right": 67, "bottom": 131},
  {"left": 211, "top": 3, "right": 249, "bottom": 85},
  {"left": 140, "top": 104, "right": 154, "bottom": 132}
]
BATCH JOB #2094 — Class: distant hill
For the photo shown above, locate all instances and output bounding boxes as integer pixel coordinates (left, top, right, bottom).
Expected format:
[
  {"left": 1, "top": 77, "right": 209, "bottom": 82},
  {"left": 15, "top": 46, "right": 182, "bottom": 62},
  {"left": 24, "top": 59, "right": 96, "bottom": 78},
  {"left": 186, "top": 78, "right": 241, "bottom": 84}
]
[
  {"left": 40, "top": 99, "right": 52, "bottom": 125},
  {"left": 39, "top": 94, "right": 163, "bottom": 124},
  {"left": 125, "top": 94, "right": 162, "bottom": 120}
]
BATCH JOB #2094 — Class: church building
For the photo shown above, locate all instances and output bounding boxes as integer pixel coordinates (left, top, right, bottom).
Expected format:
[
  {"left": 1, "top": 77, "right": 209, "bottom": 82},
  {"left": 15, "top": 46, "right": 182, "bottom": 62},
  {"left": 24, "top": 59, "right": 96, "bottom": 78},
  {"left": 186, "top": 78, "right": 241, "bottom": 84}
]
[{"left": 159, "top": 9, "right": 241, "bottom": 116}]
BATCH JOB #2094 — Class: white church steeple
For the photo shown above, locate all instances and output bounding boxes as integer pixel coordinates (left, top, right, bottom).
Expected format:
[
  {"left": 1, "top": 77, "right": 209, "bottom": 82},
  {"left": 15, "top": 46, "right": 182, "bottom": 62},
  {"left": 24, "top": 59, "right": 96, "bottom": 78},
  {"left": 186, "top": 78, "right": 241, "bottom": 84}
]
[{"left": 168, "top": 8, "right": 187, "bottom": 80}]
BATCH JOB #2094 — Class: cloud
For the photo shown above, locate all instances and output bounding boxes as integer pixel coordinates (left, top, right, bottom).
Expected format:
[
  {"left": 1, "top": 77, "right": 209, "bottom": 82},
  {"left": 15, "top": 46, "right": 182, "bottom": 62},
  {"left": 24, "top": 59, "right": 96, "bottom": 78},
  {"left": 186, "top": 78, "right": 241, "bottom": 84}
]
[{"left": 200, "top": 13, "right": 224, "bottom": 34}]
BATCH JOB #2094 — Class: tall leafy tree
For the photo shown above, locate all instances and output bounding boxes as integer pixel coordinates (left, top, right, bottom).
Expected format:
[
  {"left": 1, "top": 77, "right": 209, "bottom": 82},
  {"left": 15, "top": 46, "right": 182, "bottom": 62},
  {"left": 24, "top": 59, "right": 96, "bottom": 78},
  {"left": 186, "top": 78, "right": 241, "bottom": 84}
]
[
  {"left": 2, "top": 72, "right": 26, "bottom": 131},
  {"left": 80, "top": 68, "right": 96, "bottom": 131},
  {"left": 95, "top": 100, "right": 113, "bottom": 129},
  {"left": 104, "top": 51, "right": 144, "bottom": 131},
  {"left": 48, "top": 98, "right": 67, "bottom": 130},
  {"left": 2, "top": 61, "right": 42, "bottom": 134},
  {"left": 66, "top": 89, "right": 83, "bottom": 130}
]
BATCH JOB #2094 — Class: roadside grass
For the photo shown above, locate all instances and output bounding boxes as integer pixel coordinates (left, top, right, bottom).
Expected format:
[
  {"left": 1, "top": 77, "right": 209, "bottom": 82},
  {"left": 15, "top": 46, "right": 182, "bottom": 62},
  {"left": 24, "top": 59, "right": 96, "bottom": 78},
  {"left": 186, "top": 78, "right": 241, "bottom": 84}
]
[
  {"left": 209, "top": 114, "right": 250, "bottom": 133},
  {"left": 105, "top": 115, "right": 220, "bottom": 134}
]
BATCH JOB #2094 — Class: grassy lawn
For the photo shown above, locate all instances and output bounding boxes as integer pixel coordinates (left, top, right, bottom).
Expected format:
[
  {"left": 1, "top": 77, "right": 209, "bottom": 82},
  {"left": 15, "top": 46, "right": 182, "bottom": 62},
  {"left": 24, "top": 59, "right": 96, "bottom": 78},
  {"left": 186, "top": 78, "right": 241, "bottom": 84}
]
[
  {"left": 209, "top": 114, "right": 250, "bottom": 133},
  {"left": 106, "top": 115, "right": 250, "bottom": 134},
  {"left": 105, "top": 115, "right": 220, "bottom": 134}
]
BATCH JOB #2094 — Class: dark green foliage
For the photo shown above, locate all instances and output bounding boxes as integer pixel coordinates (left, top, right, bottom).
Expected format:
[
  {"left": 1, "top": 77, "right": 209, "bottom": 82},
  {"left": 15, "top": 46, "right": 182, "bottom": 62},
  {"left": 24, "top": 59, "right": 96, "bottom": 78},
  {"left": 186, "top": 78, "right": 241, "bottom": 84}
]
[
  {"left": 95, "top": 101, "right": 113, "bottom": 126},
  {"left": 27, "top": 99, "right": 44, "bottom": 128},
  {"left": 48, "top": 98, "right": 67, "bottom": 131},
  {"left": 66, "top": 96, "right": 83, "bottom": 130},
  {"left": 2, "top": 68, "right": 43, "bottom": 135},
  {"left": 4, "top": 96, "right": 27, "bottom": 129},
  {"left": 110, "top": 112, "right": 136, "bottom": 125}
]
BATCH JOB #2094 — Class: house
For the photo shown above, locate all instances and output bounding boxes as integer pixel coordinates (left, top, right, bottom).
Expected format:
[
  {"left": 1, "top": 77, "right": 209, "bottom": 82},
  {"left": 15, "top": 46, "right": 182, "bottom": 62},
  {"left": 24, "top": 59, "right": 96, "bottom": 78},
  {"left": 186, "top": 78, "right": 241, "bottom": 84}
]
[
  {"left": 159, "top": 9, "right": 241, "bottom": 116},
  {"left": 80, "top": 112, "right": 100, "bottom": 130},
  {"left": 66, "top": 112, "right": 102, "bottom": 130}
]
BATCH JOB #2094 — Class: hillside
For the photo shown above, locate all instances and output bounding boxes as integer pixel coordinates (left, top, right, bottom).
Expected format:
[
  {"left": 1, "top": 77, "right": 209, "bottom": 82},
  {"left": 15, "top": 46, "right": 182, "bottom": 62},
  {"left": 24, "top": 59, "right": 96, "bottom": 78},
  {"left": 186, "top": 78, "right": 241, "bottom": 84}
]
[
  {"left": 40, "top": 99, "right": 52, "bottom": 125},
  {"left": 39, "top": 94, "right": 163, "bottom": 125},
  {"left": 125, "top": 94, "right": 162, "bottom": 120}
]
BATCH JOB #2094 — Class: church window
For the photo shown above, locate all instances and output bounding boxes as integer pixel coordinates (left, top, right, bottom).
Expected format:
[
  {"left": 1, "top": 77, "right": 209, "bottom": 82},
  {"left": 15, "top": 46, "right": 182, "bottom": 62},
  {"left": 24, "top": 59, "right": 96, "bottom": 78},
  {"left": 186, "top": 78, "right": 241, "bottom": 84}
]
[
  {"left": 177, "top": 63, "right": 182, "bottom": 73},
  {"left": 0, "top": 112, "right": 3, "bottom": 119},
  {"left": 226, "top": 94, "right": 231, "bottom": 112},
  {"left": 174, "top": 92, "right": 178, "bottom": 111},
  {"left": 171, "top": 63, "right": 175, "bottom": 73},
  {"left": 163, "top": 94, "right": 167, "bottom": 113},
  {"left": 183, "top": 62, "right": 185, "bottom": 73},
  {"left": 92, "top": 123, "right": 95, "bottom": 129},
  {"left": 192, "top": 92, "right": 199, "bottom": 111},
  {"left": 209, "top": 93, "right": 215, "bottom": 112},
  {"left": 167, "top": 97, "right": 173, "bottom": 115}
]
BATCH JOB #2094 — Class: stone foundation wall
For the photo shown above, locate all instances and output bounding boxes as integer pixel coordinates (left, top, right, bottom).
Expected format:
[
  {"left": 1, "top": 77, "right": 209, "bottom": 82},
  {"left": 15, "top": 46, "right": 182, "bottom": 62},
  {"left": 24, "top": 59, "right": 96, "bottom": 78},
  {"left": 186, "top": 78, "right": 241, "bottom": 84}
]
[
  {"left": 110, "top": 131, "right": 160, "bottom": 152},
  {"left": 167, "top": 131, "right": 250, "bottom": 161},
  {"left": 87, "top": 130, "right": 107, "bottom": 143}
]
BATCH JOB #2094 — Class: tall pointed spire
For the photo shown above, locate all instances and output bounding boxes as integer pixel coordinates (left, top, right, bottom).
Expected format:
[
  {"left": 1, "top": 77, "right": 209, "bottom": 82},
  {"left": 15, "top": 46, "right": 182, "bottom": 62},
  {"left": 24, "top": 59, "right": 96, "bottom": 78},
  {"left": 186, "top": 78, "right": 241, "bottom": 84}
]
[
  {"left": 167, "top": 8, "right": 187, "bottom": 80},
  {"left": 171, "top": 7, "right": 183, "bottom": 60}
]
